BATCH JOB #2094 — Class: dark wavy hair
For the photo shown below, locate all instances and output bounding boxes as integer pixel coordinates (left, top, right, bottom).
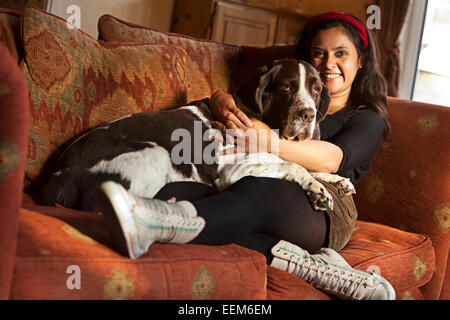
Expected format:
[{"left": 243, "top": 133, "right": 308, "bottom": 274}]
[{"left": 295, "top": 14, "right": 390, "bottom": 137}]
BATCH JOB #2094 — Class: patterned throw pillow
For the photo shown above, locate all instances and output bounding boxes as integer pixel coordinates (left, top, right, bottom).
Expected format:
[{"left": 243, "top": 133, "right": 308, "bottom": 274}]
[
  {"left": 97, "top": 14, "right": 241, "bottom": 102},
  {"left": 0, "top": 8, "right": 21, "bottom": 62},
  {"left": 22, "top": 7, "right": 192, "bottom": 181}
]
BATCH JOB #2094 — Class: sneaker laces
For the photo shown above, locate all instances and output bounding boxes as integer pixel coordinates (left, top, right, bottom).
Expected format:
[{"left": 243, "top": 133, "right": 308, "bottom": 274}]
[
  {"left": 132, "top": 204, "right": 203, "bottom": 240},
  {"left": 286, "top": 252, "right": 375, "bottom": 300},
  {"left": 124, "top": 192, "right": 203, "bottom": 242}
]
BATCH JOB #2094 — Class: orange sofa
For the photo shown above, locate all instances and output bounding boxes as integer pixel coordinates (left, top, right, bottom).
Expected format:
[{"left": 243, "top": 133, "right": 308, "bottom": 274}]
[{"left": 0, "top": 6, "right": 448, "bottom": 300}]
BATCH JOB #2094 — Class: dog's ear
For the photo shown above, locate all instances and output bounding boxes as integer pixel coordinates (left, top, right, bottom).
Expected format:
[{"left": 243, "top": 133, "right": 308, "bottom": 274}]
[
  {"left": 255, "top": 63, "right": 282, "bottom": 114},
  {"left": 236, "top": 62, "right": 281, "bottom": 116},
  {"left": 312, "top": 123, "right": 321, "bottom": 140},
  {"left": 316, "top": 84, "right": 330, "bottom": 123}
]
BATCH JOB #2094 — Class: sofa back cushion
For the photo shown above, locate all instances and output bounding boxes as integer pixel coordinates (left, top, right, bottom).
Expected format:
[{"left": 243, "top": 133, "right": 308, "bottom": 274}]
[
  {"left": 97, "top": 14, "right": 240, "bottom": 101},
  {"left": 0, "top": 8, "right": 21, "bottom": 62},
  {"left": 22, "top": 7, "right": 192, "bottom": 181},
  {"left": 231, "top": 44, "right": 296, "bottom": 91}
]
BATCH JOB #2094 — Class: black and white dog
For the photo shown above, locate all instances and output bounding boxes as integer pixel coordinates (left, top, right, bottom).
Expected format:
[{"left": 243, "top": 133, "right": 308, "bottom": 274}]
[{"left": 40, "top": 59, "right": 355, "bottom": 212}]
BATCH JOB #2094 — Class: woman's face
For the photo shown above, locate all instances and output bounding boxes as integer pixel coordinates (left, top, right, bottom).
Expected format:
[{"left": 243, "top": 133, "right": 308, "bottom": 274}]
[{"left": 310, "top": 26, "right": 362, "bottom": 98}]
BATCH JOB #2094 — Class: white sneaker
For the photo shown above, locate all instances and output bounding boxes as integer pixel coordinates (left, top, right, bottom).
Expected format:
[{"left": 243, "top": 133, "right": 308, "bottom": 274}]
[
  {"left": 96, "top": 181, "right": 205, "bottom": 259},
  {"left": 271, "top": 240, "right": 396, "bottom": 300}
]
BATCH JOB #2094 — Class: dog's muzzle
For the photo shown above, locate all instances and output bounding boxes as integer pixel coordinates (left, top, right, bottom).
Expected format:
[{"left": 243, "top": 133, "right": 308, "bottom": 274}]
[{"left": 282, "top": 107, "right": 316, "bottom": 140}]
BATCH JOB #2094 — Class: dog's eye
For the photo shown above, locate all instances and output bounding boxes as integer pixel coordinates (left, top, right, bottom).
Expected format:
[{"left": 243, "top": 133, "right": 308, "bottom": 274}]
[{"left": 313, "top": 85, "right": 321, "bottom": 94}]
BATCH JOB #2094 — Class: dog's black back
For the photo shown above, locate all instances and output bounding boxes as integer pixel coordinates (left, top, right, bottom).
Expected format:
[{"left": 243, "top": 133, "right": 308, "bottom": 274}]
[{"left": 39, "top": 103, "right": 219, "bottom": 211}]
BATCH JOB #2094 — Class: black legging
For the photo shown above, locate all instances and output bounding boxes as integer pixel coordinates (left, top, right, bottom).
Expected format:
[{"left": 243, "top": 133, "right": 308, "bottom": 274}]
[{"left": 154, "top": 176, "right": 330, "bottom": 262}]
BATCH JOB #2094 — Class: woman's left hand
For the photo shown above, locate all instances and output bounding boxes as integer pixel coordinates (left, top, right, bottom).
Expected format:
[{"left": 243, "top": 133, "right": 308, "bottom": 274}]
[{"left": 218, "top": 119, "right": 280, "bottom": 155}]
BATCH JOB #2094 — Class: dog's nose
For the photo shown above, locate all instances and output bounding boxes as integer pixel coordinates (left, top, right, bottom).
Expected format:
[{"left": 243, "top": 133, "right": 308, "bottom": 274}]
[{"left": 299, "top": 109, "right": 315, "bottom": 123}]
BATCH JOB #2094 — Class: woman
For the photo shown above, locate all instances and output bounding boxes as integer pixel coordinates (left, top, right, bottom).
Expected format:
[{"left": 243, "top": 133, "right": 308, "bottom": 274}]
[{"left": 96, "top": 12, "right": 395, "bottom": 300}]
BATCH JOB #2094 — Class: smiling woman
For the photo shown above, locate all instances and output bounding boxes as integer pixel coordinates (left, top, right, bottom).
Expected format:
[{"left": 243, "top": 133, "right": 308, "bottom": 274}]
[
  {"left": 295, "top": 13, "right": 389, "bottom": 137},
  {"left": 310, "top": 27, "right": 362, "bottom": 114}
]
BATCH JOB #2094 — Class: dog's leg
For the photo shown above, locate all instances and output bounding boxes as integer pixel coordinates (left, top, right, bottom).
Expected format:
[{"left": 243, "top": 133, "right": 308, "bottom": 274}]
[
  {"left": 309, "top": 172, "right": 356, "bottom": 196},
  {"left": 216, "top": 162, "right": 334, "bottom": 211}
]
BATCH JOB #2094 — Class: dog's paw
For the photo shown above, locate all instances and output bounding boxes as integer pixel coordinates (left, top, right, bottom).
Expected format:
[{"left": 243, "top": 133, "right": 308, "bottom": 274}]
[
  {"left": 306, "top": 181, "right": 334, "bottom": 211},
  {"left": 214, "top": 177, "right": 229, "bottom": 191},
  {"left": 333, "top": 177, "right": 356, "bottom": 197}
]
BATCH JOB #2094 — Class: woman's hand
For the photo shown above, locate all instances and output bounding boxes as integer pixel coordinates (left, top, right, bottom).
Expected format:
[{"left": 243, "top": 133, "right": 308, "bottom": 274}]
[
  {"left": 210, "top": 90, "right": 253, "bottom": 143},
  {"left": 219, "top": 119, "right": 280, "bottom": 155}
]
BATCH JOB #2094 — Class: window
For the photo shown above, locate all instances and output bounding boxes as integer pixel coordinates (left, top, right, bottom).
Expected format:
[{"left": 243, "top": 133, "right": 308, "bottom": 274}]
[
  {"left": 400, "top": 0, "right": 450, "bottom": 106},
  {"left": 413, "top": 0, "right": 450, "bottom": 106}
]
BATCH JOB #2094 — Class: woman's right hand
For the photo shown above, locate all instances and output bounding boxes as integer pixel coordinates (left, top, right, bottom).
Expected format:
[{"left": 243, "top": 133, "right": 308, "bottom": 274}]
[{"left": 210, "top": 90, "right": 253, "bottom": 143}]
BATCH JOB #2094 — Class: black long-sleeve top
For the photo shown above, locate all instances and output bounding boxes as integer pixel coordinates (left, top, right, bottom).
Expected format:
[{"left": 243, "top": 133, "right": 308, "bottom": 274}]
[{"left": 319, "top": 106, "right": 384, "bottom": 185}]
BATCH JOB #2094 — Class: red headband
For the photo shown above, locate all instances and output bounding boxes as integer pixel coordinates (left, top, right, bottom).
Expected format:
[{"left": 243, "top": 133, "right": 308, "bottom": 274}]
[{"left": 306, "top": 12, "right": 369, "bottom": 50}]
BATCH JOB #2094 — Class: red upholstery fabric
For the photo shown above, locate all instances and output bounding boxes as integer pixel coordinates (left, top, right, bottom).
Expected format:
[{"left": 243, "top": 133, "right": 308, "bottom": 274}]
[
  {"left": 340, "top": 220, "right": 434, "bottom": 294},
  {"left": 0, "top": 44, "right": 29, "bottom": 299},
  {"left": 12, "top": 206, "right": 267, "bottom": 300},
  {"left": 354, "top": 98, "right": 450, "bottom": 299}
]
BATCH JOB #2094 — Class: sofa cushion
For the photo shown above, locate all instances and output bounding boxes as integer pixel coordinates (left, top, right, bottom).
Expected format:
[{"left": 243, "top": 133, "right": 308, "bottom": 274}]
[
  {"left": 341, "top": 220, "right": 434, "bottom": 294},
  {"left": 0, "top": 8, "right": 21, "bottom": 62},
  {"left": 353, "top": 98, "right": 450, "bottom": 299},
  {"left": 97, "top": 14, "right": 241, "bottom": 101},
  {"left": 11, "top": 207, "right": 267, "bottom": 299},
  {"left": 21, "top": 7, "right": 194, "bottom": 181},
  {"left": 266, "top": 220, "right": 434, "bottom": 299}
]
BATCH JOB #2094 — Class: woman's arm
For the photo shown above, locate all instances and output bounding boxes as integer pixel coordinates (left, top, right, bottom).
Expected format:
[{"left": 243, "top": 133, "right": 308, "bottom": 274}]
[
  {"left": 210, "top": 91, "right": 344, "bottom": 173},
  {"left": 220, "top": 118, "right": 344, "bottom": 173},
  {"left": 278, "top": 138, "right": 343, "bottom": 173}
]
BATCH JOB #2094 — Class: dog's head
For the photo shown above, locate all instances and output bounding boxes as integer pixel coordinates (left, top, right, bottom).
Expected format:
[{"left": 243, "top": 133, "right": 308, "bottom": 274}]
[{"left": 239, "top": 58, "right": 330, "bottom": 140}]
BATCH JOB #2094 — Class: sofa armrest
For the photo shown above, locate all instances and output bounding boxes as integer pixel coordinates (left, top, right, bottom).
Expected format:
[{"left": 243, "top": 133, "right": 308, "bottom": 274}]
[
  {"left": 0, "top": 45, "right": 29, "bottom": 299},
  {"left": 353, "top": 97, "right": 449, "bottom": 300}
]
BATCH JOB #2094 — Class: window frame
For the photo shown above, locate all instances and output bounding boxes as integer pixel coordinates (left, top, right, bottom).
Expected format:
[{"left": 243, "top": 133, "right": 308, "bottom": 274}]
[{"left": 398, "top": 0, "right": 428, "bottom": 100}]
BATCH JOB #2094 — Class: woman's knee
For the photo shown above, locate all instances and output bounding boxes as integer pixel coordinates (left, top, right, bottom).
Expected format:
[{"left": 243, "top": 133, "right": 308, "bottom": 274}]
[
  {"left": 227, "top": 176, "right": 278, "bottom": 196},
  {"left": 232, "top": 176, "right": 265, "bottom": 188},
  {"left": 235, "top": 176, "right": 303, "bottom": 196},
  {"left": 228, "top": 176, "right": 307, "bottom": 206}
]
